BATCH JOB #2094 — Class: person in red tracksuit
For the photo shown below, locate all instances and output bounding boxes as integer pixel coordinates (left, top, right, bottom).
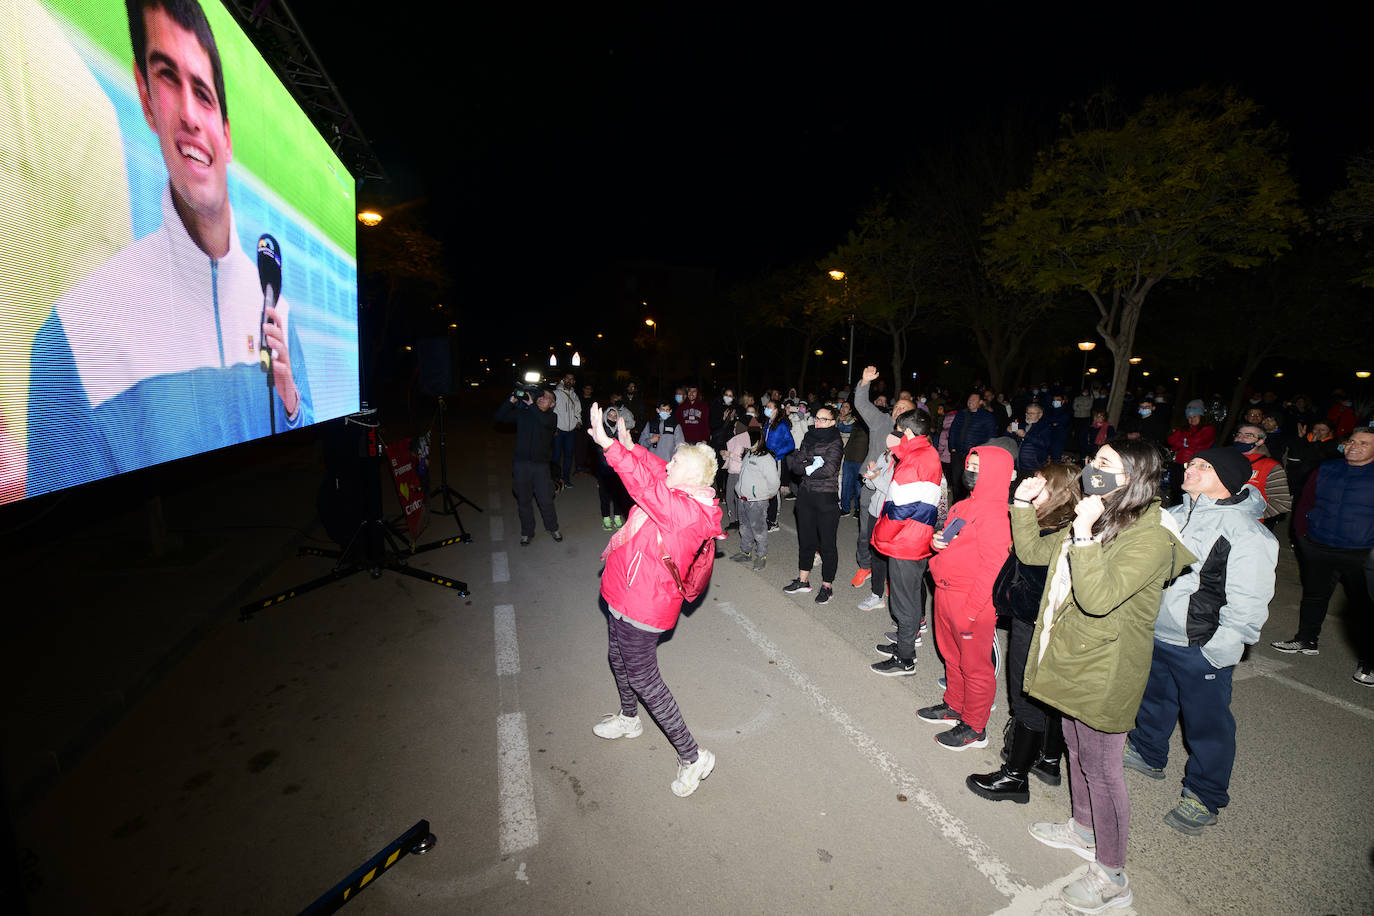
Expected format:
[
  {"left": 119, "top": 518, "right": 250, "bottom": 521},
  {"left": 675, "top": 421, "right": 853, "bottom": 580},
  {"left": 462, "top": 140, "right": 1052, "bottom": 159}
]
[{"left": 920, "top": 444, "right": 1015, "bottom": 751}]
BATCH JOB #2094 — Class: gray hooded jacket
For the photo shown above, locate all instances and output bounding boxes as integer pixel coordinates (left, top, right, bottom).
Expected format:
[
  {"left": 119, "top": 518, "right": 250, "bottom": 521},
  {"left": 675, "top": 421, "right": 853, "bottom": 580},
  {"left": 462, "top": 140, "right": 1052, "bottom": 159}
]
[{"left": 1154, "top": 485, "right": 1278, "bottom": 668}]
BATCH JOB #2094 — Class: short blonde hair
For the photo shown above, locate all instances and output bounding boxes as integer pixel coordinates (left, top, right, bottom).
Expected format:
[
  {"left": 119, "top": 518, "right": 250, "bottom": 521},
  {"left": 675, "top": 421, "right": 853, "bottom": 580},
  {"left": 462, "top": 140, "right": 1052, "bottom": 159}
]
[{"left": 671, "top": 442, "right": 718, "bottom": 487}]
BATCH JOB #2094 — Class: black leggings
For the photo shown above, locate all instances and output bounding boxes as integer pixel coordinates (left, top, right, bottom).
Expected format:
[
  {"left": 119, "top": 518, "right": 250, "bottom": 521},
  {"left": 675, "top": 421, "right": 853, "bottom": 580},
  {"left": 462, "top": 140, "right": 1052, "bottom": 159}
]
[{"left": 795, "top": 489, "right": 840, "bottom": 582}]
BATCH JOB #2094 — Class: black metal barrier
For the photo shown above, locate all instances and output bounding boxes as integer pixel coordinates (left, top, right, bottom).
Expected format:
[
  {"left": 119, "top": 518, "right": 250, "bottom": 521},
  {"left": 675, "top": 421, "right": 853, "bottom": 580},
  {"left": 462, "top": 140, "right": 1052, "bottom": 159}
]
[{"left": 299, "top": 819, "right": 436, "bottom": 914}]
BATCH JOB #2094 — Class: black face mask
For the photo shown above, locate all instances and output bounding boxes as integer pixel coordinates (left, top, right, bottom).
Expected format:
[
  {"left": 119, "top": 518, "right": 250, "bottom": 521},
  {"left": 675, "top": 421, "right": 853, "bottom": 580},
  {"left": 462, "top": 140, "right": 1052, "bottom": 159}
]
[
  {"left": 1080, "top": 465, "right": 1123, "bottom": 496},
  {"left": 962, "top": 469, "right": 978, "bottom": 490}
]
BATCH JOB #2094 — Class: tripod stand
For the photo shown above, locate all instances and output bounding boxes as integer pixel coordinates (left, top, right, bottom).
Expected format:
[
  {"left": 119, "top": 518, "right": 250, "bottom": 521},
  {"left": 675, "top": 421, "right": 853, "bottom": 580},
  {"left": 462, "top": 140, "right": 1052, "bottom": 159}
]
[
  {"left": 241, "top": 411, "right": 469, "bottom": 621},
  {"left": 413, "top": 395, "right": 482, "bottom": 554}
]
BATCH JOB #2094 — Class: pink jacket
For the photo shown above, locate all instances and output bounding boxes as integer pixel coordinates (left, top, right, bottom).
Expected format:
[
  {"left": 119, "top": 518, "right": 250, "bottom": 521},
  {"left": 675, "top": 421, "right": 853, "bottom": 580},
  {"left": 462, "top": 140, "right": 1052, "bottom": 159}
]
[{"left": 599, "top": 442, "right": 723, "bottom": 630}]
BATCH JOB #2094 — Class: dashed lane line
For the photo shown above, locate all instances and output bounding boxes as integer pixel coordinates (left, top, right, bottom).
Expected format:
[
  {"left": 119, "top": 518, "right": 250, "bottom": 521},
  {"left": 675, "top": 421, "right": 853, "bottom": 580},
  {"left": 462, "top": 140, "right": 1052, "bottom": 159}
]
[
  {"left": 494, "top": 605, "right": 519, "bottom": 676},
  {"left": 496, "top": 711, "right": 539, "bottom": 855}
]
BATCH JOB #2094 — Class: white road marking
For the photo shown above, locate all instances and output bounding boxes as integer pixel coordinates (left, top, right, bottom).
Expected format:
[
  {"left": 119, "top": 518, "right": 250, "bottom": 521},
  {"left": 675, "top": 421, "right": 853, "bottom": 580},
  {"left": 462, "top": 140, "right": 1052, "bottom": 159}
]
[
  {"left": 491, "top": 516, "right": 504, "bottom": 542},
  {"left": 1235, "top": 654, "right": 1374, "bottom": 720},
  {"left": 716, "top": 601, "right": 1029, "bottom": 899},
  {"left": 494, "top": 605, "right": 519, "bottom": 676},
  {"left": 1261, "top": 672, "right": 1374, "bottom": 721},
  {"left": 492, "top": 552, "right": 510, "bottom": 583},
  {"left": 496, "top": 712, "right": 539, "bottom": 855}
]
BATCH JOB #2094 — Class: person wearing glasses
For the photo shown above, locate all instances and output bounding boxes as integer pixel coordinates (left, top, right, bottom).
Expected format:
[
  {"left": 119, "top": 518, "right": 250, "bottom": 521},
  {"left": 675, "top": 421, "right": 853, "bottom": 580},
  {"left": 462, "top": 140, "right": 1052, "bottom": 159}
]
[
  {"left": 1123, "top": 448, "right": 1277, "bottom": 837},
  {"left": 1231, "top": 423, "right": 1291, "bottom": 527},
  {"left": 781, "top": 405, "right": 844, "bottom": 604}
]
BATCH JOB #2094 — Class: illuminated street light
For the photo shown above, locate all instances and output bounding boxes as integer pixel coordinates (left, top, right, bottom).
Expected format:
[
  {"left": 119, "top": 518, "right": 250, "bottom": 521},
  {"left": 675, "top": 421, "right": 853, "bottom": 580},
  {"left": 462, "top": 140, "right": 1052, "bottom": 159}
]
[
  {"left": 814, "top": 349, "right": 824, "bottom": 356},
  {"left": 829, "top": 270, "right": 853, "bottom": 388},
  {"left": 1078, "top": 341, "right": 1096, "bottom": 387},
  {"left": 357, "top": 210, "right": 382, "bottom": 226},
  {"left": 1129, "top": 356, "right": 1143, "bottom": 365},
  {"left": 1357, "top": 370, "right": 1371, "bottom": 379}
]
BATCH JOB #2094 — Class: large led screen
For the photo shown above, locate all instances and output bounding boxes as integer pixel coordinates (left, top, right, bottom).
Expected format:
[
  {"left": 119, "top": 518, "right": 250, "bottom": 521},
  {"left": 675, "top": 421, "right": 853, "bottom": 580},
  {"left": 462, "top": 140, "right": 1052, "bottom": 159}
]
[{"left": 0, "top": 0, "right": 360, "bottom": 505}]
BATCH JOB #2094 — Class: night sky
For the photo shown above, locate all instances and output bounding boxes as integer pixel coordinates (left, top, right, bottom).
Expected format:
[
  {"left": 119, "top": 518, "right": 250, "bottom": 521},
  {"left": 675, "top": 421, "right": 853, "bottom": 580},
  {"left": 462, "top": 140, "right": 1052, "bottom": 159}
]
[{"left": 286, "top": 4, "right": 1369, "bottom": 365}]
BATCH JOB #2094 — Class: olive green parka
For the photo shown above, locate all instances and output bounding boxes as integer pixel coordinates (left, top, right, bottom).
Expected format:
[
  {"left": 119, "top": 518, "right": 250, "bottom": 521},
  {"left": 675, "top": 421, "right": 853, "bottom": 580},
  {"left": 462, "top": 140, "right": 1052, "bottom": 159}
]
[{"left": 1012, "top": 501, "right": 1197, "bottom": 733}]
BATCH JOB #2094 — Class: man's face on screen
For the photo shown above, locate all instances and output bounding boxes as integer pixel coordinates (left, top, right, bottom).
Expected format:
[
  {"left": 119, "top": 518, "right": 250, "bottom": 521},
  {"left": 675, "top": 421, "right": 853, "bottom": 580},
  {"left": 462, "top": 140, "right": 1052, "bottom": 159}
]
[{"left": 135, "top": 5, "right": 232, "bottom": 252}]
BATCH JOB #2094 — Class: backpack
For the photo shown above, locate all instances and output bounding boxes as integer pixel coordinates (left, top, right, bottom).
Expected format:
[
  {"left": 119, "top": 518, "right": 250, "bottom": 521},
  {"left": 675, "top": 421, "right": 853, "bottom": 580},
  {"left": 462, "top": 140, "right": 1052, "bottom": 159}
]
[{"left": 657, "top": 529, "right": 722, "bottom": 603}]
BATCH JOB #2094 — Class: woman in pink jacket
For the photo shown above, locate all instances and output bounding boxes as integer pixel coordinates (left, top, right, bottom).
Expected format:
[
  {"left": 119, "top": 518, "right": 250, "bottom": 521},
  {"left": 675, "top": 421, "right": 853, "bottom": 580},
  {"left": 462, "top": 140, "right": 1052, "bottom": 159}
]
[{"left": 587, "top": 404, "right": 724, "bottom": 797}]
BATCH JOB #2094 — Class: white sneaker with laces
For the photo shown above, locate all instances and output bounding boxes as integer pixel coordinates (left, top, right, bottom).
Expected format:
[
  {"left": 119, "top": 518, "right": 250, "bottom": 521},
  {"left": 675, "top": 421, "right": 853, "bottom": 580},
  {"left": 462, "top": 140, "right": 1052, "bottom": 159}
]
[
  {"left": 857, "top": 594, "right": 886, "bottom": 611},
  {"left": 671, "top": 748, "right": 716, "bottom": 797},
  {"left": 1059, "top": 862, "right": 1133, "bottom": 913},
  {"left": 1029, "top": 819, "right": 1096, "bottom": 863},
  {"left": 593, "top": 713, "right": 643, "bottom": 739}
]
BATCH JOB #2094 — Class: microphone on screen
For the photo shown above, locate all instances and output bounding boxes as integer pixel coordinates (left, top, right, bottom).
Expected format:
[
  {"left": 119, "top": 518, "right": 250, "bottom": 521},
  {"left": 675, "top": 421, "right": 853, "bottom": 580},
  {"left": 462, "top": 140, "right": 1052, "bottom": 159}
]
[{"left": 256, "top": 234, "right": 282, "bottom": 376}]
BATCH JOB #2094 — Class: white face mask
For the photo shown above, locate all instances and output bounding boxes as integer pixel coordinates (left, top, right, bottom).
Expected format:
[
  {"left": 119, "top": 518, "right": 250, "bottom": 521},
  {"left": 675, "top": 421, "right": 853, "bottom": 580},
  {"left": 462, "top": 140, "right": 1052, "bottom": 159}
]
[
  {"left": 722, "top": 395, "right": 733, "bottom": 405},
  {"left": 764, "top": 407, "right": 775, "bottom": 419},
  {"left": 675, "top": 394, "right": 684, "bottom": 404}
]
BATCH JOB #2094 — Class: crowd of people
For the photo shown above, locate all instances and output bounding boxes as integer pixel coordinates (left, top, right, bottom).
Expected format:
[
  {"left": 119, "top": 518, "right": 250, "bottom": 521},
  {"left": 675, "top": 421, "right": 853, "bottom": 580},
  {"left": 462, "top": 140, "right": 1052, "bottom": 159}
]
[{"left": 494, "top": 366, "right": 1374, "bottom": 913}]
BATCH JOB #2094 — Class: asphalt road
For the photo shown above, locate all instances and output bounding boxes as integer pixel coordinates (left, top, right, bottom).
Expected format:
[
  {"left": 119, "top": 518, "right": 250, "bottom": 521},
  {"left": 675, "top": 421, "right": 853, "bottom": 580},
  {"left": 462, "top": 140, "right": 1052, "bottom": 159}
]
[{"left": 11, "top": 407, "right": 1374, "bottom": 915}]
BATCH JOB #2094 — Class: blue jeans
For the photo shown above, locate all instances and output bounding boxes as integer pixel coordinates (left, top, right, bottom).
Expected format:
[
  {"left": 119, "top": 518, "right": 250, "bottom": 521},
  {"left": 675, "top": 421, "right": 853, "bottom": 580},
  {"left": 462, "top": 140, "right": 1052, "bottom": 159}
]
[
  {"left": 840, "top": 460, "right": 862, "bottom": 512},
  {"left": 1128, "top": 639, "right": 1236, "bottom": 813},
  {"left": 552, "top": 428, "right": 578, "bottom": 483}
]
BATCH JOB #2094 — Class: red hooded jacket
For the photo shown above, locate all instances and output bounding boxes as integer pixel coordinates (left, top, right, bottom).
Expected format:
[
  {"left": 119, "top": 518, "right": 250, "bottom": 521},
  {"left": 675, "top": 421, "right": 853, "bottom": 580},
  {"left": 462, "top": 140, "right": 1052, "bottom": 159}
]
[
  {"left": 598, "top": 441, "right": 723, "bottom": 630},
  {"left": 870, "top": 433, "right": 942, "bottom": 560},
  {"left": 929, "top": 445, "right": 1014, "bottom": 618}
]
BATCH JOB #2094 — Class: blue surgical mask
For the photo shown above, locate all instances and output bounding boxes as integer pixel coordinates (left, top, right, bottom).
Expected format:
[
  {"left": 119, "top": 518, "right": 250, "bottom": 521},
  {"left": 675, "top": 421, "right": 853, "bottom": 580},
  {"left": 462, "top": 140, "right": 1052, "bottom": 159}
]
[
  {"left": 658, "top": 410, "right": 671, "bottom": 420},
  {"left": 764, "top": 407, "right": 774, "bottom": 419},
  {"left": 675, "top": 394, "right": 684, "bottom": 404},
  {"left": 1139, "top": 407, "right": 1152, "bottom": 417},
  {"left": 1052, "top": 400, "right": 1062, "bottom": 408}
]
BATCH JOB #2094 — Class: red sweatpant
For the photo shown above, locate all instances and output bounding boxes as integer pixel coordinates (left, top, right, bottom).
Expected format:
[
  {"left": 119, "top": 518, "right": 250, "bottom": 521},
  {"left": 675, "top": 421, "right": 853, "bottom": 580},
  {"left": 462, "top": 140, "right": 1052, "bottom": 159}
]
[{"left": 933, "top": 587, "right": 997, "bottom": 731}]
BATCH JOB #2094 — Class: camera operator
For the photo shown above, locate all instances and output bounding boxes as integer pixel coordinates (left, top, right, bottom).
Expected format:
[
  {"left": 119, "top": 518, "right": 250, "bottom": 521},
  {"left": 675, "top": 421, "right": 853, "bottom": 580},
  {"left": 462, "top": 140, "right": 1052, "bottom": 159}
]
[{"left": 494, "top": 387, "right": 563, "bottom": 546}]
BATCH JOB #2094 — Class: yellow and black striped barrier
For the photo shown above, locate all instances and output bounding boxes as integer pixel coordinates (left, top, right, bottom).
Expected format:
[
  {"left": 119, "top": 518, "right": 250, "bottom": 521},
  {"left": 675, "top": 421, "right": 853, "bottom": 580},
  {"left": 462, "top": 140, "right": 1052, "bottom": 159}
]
[{"left": 299, "top": 819, "right": 435, "bottom": 914}]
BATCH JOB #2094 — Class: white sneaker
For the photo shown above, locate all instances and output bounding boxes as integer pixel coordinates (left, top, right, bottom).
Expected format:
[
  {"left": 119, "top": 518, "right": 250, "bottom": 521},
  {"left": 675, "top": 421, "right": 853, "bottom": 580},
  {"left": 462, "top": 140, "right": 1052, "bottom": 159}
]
[
  {"left": 857, "top": 594, "right": 886, "bottom": 611},
  {"left": 671, "top": 748, "right": 716, "bottom": 797},
  {"left": 593, "top": 713, "right": 643, "bottom": 739},
  {"left": 1059, "top": 862, "right": 1133, "bottom": 913},
  {"left": 1029, "top": 819, "right": 1097, "bottom": 863}
]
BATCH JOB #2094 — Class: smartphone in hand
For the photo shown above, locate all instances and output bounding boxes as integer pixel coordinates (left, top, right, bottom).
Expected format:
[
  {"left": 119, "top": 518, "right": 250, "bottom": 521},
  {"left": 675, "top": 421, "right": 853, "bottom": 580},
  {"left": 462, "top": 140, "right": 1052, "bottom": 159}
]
[{"left": 941, "top": 517, "right": 967, "bottom": 541}]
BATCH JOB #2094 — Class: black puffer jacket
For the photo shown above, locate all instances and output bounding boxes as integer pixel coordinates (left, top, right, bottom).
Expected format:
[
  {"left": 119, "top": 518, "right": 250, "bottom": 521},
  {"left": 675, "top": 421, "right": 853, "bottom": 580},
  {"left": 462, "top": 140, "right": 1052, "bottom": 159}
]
[{"left": 787, "top": 426, "right": 844, "bottom": 495}]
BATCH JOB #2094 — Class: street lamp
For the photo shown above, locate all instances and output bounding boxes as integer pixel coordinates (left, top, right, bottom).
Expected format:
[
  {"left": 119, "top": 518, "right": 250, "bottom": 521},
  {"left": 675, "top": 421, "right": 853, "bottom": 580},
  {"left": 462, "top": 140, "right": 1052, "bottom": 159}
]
[
  {"left": 645, "top": 319, "right": 661, "bottom": 400},
  {"left": 357, "top": 210, "right": 382, "bottom": 227},
  {"left": 828, "top": 269, "right": 854, "bottom": 389},
  {"left": 1077, "top": 340, "right": 1096, "bottom": 389}
]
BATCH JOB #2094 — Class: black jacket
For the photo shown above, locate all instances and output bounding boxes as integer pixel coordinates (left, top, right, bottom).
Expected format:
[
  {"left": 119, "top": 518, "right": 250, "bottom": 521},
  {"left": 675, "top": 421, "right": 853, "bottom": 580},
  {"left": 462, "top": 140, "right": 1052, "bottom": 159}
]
[
  {"left": 787, "top": 426, "right": 844, "bottom": 495},
  {"left": 494, "top": 399, "right": 556, "bottom": 462}
]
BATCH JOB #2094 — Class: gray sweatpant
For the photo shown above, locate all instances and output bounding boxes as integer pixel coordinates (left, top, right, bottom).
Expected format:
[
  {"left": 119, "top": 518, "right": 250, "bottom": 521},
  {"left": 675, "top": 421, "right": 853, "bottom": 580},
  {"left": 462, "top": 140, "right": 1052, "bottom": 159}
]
[{"left": 738, "top": 498, "right": 769, "bottom": 557}]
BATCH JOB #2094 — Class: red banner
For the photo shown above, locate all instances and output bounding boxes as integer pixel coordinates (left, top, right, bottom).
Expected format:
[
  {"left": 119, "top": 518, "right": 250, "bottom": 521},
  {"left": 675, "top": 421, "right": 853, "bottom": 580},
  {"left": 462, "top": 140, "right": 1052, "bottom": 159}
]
[{"left": 385, "top": 437, "right": 428, "bottom": 545}]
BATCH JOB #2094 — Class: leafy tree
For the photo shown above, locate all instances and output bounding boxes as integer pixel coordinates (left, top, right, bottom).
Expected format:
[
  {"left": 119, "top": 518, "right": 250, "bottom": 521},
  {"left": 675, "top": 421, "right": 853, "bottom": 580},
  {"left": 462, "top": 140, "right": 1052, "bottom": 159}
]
[
  {"left": 1324, "top": 151, "right": 1374, "bottom": 287},
  {"left": 984, "top": 87, "right": 1305, "bottom": 424},
  {"left": 825, "top": 201, "right": 931, "bottom": 386}
]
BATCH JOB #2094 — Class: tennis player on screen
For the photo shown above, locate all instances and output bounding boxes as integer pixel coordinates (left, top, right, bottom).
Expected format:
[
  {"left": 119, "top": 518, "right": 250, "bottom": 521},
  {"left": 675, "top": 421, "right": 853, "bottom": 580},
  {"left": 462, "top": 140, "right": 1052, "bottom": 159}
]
[{"left": 25, "top": 0, "right": 312, "bottom": 497}]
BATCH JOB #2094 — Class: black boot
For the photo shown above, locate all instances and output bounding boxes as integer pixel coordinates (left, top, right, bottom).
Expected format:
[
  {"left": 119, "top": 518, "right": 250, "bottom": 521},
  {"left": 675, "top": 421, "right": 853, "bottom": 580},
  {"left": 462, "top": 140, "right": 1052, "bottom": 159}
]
[
  {"left": 967, "top": 721, "right": 1038, "bottom": 803},
  {"left": 999, "top": 716, "right": 1015, "bottom": 764},
  {"left": 1031, "top": 715, "right": 1064, "bottom": 786}
]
